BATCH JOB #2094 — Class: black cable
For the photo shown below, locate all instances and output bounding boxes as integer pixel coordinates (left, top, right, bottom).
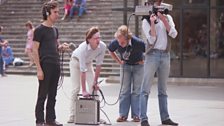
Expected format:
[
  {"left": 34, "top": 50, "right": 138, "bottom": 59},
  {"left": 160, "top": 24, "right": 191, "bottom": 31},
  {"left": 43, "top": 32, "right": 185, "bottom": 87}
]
[
  {"left": 57, "top": 51, "right": 64, "bottom": 90},
  {"left": 100, "top": 108, "right": 112, "bottom": 125}
]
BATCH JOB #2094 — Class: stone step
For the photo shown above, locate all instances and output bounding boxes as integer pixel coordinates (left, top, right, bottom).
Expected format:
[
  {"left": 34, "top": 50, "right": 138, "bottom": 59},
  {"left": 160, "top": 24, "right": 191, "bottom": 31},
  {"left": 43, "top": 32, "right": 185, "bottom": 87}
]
[
  {"left": 5, "top": 65, "right": 120, "bottom": 77},
  {"left": 0, "top": 0, "right": 135, "bottom": 78}
]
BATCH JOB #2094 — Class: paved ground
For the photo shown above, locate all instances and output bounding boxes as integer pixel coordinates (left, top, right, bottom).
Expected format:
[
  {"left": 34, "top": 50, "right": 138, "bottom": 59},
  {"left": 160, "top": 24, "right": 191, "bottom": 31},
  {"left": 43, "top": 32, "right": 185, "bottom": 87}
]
[{"left": 0, "top": 75, "right": 224, "bottom": 126}]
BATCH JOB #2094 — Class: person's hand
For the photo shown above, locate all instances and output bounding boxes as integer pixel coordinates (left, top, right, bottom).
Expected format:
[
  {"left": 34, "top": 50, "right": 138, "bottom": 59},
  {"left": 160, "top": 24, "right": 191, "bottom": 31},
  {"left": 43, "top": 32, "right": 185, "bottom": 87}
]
[
  {"left": 37, "top": 68, "right": 44, "bottom": 80},
  {"left": 93, "top": 84, "right": 99, "bottom": 91},
  {"left": 58, "top": 43, "right": 70, "bottom": 51},
  {"left": 82, "top": 91, "right": 90, "bottom": 97},
  {"left": 157, "top": 12, "right": 166, "bottom": 21},
  {"left": 150, "top": 14, "right": 157, "bottom": 24},
  {"left": 119, "top": 60, "right": 125, "bottom": 65}
]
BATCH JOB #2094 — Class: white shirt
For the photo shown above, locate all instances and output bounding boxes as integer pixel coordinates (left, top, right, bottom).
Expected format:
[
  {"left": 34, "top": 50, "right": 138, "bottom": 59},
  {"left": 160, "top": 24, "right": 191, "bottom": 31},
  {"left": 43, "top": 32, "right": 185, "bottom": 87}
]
[
  {"left": 142, "top": 14, "right": 178, "bottom": 50},
  {"left": 71, "top": 41, "right": 106, "bottom": 72}
]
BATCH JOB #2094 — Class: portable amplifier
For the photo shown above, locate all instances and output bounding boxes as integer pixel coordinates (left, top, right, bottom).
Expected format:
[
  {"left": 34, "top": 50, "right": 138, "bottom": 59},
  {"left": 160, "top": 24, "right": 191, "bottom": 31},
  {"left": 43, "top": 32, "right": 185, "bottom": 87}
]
[{"left": 75, "top": 97, "right": 100, "bottom": 125}]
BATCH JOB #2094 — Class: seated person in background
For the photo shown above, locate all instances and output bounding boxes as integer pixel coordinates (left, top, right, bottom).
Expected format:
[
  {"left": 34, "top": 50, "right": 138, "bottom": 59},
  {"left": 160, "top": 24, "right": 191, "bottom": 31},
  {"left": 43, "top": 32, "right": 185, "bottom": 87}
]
[
  {"left": 61, "top": 0, "right": 73, "bottom": 20},
  {"left": 25, "top": 21, "right": 34, "bottom": 67},
  {"left": 69, "top": 0, "right": 86, "bottom": 21},
  {"left": 2, "top": 40, "right": 14, "bottom": 67},
  {"left": 0, "top": 26, "right": 8, "bottom": 77}
]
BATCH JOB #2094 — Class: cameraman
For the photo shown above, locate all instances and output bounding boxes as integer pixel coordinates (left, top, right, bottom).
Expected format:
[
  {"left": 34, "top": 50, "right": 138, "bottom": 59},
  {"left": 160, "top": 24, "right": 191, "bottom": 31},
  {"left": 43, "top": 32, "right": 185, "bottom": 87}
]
[{"left": 140, "top": 0, "right": 178, "bottom": 126}]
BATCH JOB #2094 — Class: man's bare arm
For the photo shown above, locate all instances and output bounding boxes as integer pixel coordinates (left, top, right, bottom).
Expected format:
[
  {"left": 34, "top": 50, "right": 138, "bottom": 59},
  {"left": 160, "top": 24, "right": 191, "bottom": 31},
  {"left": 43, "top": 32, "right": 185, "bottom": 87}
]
[{"left": 32, "top": 41, "right": 44, "bottom": 80}]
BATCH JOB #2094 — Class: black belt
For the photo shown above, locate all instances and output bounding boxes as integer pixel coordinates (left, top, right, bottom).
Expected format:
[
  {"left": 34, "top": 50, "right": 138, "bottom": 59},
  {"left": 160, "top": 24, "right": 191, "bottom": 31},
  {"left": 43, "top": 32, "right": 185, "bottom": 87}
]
[
  {"left": 151, "top": 49, "right": 168, "bottom": 53},
  {"left": 125, "top": 60, "right": 144, "bottom": 65}
]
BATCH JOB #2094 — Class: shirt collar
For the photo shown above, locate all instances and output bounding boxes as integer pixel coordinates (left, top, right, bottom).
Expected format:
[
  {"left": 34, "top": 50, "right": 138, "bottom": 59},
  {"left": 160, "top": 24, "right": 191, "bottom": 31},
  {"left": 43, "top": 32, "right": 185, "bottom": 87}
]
[
  {"left": 87, "top": 41, "right": 101, "bottom": 50},
  {"left": 128, "top": 39, "right": 132, "bottom": 46}
]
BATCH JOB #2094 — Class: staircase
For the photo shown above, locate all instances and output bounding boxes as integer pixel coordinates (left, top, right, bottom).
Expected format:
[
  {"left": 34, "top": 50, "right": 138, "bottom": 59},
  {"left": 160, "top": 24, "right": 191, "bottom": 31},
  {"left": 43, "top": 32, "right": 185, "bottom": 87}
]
[{"left": 0, "top": 0, "right": 140, "bottom": 78}]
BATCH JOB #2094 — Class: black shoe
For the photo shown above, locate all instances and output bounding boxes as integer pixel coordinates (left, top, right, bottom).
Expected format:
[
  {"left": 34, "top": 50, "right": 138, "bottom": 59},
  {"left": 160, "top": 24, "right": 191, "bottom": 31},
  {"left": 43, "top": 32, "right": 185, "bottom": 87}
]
[
  {"left": 36, "top": 122, "right": 44, "bottom": 126},
  {"left": 141, "top": 120, "right": 150, "bottom": 126},
  {"left": 45, "top": 121, "right": 63, "bottom": 126},
  {"left": 162, "top": 119, "right": 178, "bottom": 125}
]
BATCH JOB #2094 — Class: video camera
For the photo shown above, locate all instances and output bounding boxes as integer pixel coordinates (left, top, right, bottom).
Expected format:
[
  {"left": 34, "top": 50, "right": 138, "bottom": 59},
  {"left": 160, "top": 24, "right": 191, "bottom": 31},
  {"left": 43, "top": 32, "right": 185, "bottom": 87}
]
[
  {"left": 134, "top": 2, "right": 173, "bottom": 16},
  {"left": 152, "top": 4, "right": 170, "bottom": 16}
]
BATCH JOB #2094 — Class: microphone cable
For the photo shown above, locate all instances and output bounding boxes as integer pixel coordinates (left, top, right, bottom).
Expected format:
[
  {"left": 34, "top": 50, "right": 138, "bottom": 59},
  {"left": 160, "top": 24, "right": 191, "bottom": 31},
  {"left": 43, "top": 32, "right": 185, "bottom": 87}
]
[{"left": 57, "top": 50, "right": 65, "bottom": 90}]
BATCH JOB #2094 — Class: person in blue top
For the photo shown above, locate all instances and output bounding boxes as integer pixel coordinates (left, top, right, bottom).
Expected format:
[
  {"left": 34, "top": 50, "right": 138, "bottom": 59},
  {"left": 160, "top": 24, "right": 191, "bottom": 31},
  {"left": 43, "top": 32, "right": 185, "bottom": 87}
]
[
  {"left": 2, "top": 40, "right": 14, "bottom": 67},
  {"left": 108, "top": 25, "right": 145, "bottom": 122},
  {"left": 0, "top": 26, "right": 8, "bottom": 77}
]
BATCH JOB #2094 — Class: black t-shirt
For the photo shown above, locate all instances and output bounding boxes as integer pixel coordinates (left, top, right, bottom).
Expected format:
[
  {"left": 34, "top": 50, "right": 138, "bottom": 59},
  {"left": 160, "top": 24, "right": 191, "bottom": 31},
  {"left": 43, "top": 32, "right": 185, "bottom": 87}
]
[
  {"left": 33, "top": 24, "right": 60, "bottom": 64},
  {"left": 108, "top": 36, "right": 145, "bottom": 64}
]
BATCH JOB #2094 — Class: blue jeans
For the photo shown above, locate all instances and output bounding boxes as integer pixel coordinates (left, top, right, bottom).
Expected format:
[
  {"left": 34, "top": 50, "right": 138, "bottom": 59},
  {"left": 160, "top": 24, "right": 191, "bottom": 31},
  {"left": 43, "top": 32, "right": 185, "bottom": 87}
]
[
  {"left": 119, "top": 63, "right": 144, "bottom": 118},
  {"left": 69, "top": 6, "right": 86, "bottom": 18},
  {"left": 140, "top": 50, "right": 170, "bottom": 122}
]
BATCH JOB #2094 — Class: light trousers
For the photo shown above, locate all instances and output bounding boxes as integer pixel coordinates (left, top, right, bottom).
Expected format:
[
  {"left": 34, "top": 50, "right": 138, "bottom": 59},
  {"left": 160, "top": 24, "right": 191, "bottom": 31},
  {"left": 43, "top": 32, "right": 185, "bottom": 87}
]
[{"left": 69, "top": 57, "right": 94, "bottom": 119}]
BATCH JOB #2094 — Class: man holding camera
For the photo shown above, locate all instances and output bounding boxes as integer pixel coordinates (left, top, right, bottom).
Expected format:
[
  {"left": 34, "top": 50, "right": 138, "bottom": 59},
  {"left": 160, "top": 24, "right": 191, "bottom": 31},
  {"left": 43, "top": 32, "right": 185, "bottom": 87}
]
[{"left": 140, "top": 0, "right": 178, "bottom": 126}]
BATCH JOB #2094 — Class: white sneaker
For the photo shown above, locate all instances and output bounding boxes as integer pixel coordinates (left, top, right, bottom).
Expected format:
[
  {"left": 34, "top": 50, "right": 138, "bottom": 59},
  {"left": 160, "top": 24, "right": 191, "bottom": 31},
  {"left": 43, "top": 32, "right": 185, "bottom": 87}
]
[
  {"left": 67, "top": 116, "right": 74, "bottom": 123},
  {"left": 1, "top": 74, "right": 7, "bottom": 77}
]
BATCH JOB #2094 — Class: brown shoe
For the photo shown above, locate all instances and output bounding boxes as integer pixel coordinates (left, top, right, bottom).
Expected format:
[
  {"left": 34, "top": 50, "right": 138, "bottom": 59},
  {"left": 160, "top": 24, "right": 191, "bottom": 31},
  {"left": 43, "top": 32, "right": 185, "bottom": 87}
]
[
  {"left": 116, "top": 116, "right": 127, "bottom": 122},
  {"left": 36, "top": 122, "right": 44, "bottom": 126},
  {"left": 132, "top": 116, "right": 140, "bottom": 122}
]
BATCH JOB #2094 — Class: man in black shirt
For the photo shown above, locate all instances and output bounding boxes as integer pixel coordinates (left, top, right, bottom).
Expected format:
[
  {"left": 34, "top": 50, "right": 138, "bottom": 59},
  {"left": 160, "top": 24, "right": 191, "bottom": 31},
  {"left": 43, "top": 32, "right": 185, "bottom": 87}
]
[{"left": 33, "top": 1, "right": 67, "bottom": 126}]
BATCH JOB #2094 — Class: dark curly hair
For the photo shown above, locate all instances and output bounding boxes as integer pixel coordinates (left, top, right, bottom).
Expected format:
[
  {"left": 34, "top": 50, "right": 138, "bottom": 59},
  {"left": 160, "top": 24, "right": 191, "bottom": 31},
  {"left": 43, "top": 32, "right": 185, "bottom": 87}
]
[{"left": 42, "top": 1, "right": 58, "bottom": 20}]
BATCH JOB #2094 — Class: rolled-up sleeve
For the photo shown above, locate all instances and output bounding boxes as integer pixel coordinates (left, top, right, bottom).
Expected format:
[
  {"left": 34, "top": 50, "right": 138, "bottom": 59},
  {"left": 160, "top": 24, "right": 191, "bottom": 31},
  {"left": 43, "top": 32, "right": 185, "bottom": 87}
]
[
  {"left": 167, "top": 15, "right": 178, "bottom": 38},
  {"left": 79, "top": 51, "right": 87, "bottom": 72},
  {"left": 95, "top": 43, "right": 106, "bottom": 65},
  {"left": 142, "top": 19, "right": 157, "bottom": 44}
]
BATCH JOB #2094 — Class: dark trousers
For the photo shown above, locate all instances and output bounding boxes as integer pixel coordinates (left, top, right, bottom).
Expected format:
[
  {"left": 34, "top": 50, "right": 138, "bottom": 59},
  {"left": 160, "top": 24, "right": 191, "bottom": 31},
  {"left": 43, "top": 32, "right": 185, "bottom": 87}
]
[
  {"left": 0, "top": 56, "right": 3, "bottom": 75},
  {"left": 35, "top": 63, "right": 60, "bottom": 123}
]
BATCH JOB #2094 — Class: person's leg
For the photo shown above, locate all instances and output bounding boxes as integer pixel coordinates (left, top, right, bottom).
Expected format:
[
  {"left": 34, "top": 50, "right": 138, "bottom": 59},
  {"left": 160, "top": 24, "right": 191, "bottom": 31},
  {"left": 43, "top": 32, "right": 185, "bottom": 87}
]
[
  {"left": 45, "top": 63, "right": 60, "bottom": 122},
  {"left": 157, "top": 53, "right": 170, "bottom": 121},
  {"left": 27, "top": 49, "right": 34, "bottom": 66},
  {"left": 131, "top": 64, "right": 144, "bottom": 120},
  {"left": 0, "top": 56, "right": 4, "bottom": 75},
  {"left": 3, "top": 60, "right": 5, "bottom": 71},
  {"left": 118, "top": 64, "right": 132, "bottom": 120},
  {"left": 68, "top": 58, "right": 81, "bottom": 122},
  {"left": 86, "top": 63, "right": 94, "bottom": 95},
  {"left": 62, "top": 4, "right": 70, "bottom": 20},
  {"left": 140, "top": 53, "right": 159, "bottom": 122},
  {"left": 69, "top": 6, "right": 76, "bottom": 18},
  {"left": 78, "top": 7, "right": 85, "bottom": 17},
  {"left": 35, "top": 63, "right": 50, "bottom": 124}
]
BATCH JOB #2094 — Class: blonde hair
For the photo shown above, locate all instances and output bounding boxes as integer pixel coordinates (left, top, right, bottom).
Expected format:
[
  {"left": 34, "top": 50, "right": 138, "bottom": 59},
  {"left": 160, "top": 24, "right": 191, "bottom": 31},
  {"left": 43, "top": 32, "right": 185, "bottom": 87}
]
[{"left": 114, "top": 25, "right": 132, "bottom": 40}]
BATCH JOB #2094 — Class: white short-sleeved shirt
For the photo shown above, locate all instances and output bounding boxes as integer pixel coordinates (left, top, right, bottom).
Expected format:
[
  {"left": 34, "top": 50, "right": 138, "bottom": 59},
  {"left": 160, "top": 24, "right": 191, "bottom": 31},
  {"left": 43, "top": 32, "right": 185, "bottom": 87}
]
[{"left": 71, "top": 41, "right": 106, "bottom": 72}]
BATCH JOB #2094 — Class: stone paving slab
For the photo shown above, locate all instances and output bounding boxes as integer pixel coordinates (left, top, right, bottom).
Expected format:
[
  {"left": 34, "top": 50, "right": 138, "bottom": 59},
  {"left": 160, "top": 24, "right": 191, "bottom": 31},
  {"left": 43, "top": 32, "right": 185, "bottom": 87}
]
[{"left": 0, "top": 75, "right": 224, "bottom": 126}]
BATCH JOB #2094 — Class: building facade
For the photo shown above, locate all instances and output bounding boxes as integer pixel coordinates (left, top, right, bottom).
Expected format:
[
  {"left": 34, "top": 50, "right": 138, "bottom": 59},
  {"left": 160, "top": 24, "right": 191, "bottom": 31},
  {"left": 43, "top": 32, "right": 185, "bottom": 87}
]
[
  {"left": 113, "top": 0, "right": 224, "bottom": 78},
  {"left": 164, "top": 0, "right": 224, "bottom": 78}
]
